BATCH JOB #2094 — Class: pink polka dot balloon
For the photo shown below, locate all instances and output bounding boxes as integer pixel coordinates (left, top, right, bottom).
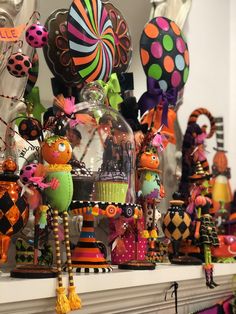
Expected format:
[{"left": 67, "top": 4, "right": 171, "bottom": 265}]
[
  {"left": 140, "top": 16, "right": 189, "bottom": 92},
  {"left": 20, "top": 163, "right": 38, "bottom": 184},
  {"left": 7, "top": 51, "right": 32, "bottom": 77},
  {"left": 25, "top": 23, "right": 48, "bottom": 48}
]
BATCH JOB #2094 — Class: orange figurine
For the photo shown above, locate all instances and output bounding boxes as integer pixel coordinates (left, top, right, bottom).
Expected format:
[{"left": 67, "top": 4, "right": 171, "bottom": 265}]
[{"left": 42, "top": 136, "right": 81, "bottom": 314}]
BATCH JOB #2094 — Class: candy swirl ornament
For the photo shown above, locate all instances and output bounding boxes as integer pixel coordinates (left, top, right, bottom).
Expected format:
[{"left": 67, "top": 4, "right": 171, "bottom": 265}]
[
  {"left": 67, "top": 0, "right": 115, "bottom": 83},
  {"left": 103, "top": 1, "right": 132, "bottom": 74},
  {"left": 43, "top": 8, "right": 82, "bottom": 86}
]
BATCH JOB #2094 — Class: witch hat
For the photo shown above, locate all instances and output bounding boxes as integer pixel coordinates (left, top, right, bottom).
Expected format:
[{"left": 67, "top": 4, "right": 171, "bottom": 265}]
[{"left": 189, "top": 161, "right": 211, "bottom": 181}]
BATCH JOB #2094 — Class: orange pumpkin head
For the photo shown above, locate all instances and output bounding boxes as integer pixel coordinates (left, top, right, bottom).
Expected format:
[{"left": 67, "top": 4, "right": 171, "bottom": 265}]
[
  {"left": 41, "top": 136, "right": 72, "bottom": 165},
  {"left": 139, "top": 146, "right": 159, "bottom": 170},
  {"left": 213, "top": 151, "right": 228, "bottom": 173}
]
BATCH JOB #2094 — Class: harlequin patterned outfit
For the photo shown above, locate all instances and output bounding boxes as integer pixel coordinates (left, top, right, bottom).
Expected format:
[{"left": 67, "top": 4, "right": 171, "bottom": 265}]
[{"left": 199, "top": 214, "right": 219, "bottom": 246}]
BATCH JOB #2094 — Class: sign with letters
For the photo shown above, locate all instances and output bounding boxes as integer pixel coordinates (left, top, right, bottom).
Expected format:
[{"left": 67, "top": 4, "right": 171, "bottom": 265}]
[{"left": 0, "top": 24, "right": 26, "bottom": 41}]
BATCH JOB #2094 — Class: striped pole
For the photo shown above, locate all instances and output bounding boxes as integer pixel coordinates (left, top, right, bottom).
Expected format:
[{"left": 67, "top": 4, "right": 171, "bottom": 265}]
[{"left": 214, "top": 117, "right": 224, "bottom": 151}]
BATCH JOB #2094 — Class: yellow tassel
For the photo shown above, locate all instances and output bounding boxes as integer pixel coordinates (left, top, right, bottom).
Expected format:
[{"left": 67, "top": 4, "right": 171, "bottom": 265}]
[
  {"left": 150, "top": 230, "right": 158, "bottom": 239},
  {"left": 68, "top": 286, "right": 82, "bottom": 310},
  {"left": 56, "top": 287, "right": 71, "bottom": 314},
  {"left": 141, "top": 230, "right": 149, "bottom": 238}
]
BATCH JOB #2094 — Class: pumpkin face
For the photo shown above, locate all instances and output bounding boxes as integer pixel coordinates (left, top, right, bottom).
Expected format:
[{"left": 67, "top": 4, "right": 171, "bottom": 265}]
[
  {"left": 41, "top": 136, "right": 72, "bottom": 164},
  {"left": 213, "top": 151, "right": 228, "bottom": 173},
  {"left": 139, "top": 146, "right": 159, "bottom": 170}
]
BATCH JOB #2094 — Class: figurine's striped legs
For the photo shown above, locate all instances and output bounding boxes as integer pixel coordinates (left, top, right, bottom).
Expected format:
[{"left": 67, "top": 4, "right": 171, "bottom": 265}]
[
  {"left": 63, "top": 211, "right": 81, "bottom": 310},
  {"left": 203, "top": 244, "right": 218, "bottom": 289},
  {"left": 53, "top": 209, "right": 70, "bottom": 314}
]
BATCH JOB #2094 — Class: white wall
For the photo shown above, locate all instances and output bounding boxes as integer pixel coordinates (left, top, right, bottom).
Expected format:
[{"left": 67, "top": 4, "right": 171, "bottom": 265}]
[
  {"left": 179, "top": 0, "right": 230, "bottom": 180},
  {"left": 37, "top": 1, "right": 234, "bottom": 189},
  {"left": 229, "top": 0, "right": 236, "bottom": 191}
]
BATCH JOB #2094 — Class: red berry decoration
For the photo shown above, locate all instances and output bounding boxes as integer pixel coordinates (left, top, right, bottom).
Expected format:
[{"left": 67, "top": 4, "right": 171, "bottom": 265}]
[
  {"left": 7, "top": 51, "right": 32, "bottom": 78},
  {"left": 18, "top": 117, "right": 42, "bottom": 141},
  {"left": 25, "top": 23, "right": 49, "bottom": 48}
]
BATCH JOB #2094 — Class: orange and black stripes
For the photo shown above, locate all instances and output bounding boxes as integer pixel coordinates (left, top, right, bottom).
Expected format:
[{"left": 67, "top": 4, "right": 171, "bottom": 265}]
[
  {"left": 62, "top": 211, "right": 74, "bottom": 287},
  {"left": 188, "top": 108, "right": 216, "bottom": 139},
  {"left": 52, "top": 209, "right": 63, "bottom": 288}
]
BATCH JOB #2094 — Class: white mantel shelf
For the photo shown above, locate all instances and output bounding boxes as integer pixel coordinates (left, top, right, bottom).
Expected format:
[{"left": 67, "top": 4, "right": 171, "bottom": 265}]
[{"left": 0, "top": 263, "right": 236, "bottom": 314}]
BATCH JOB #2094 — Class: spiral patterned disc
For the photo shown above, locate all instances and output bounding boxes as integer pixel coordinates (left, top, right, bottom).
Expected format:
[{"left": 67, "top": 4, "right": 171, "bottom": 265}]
[
  {"left": 140, "top": 17, "right": 189, "bottom": 92},
  {"left": 103, "top": 2, "right": 132, "bottom": 74},
  {"left": 43, "top": 9, "right": 82, "bottom": 86},
  {"left": 67, "top": 0, "right": 115, "bottom": 83}
]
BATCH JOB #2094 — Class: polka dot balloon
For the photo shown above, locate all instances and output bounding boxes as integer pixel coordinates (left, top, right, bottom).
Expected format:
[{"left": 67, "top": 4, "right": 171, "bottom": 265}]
[
  {"left": 140, "top": 17, "right": 189, "bottom": 92},
  {"left": 18, "top": 117, "right": 42, "bottom": 141},
  {"left": 25, "top": 23, "right": 49, "bottom": 48},
  {"left": 7, "top": 51, "right": 32, "bottom": 77},
  {"left": 20, "top": 163, "right": 38, "bottom": 185}
]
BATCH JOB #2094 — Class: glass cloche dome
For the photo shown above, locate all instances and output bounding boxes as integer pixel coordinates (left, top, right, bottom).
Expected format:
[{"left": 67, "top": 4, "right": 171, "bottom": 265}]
[{"left": 64, "top": 82, "right": 136, "bottom": 204}]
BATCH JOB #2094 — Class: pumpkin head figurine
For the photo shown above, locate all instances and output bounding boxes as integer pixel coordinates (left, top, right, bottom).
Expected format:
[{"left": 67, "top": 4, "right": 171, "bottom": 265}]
[
  {"left": 138, "top": 136, "right": 165, "bottom": 261},
  {"left": 138, "top": 144, "right": 164, "bottom": 202},
  {"left": 41, "top": 136, "right": 81, "bottom": 313},
  {"left": 139, "top": 145, "right": 160, "bottom": 171},
  {"left": 41, "top": 135, "right": 72, "bottom": 165}
]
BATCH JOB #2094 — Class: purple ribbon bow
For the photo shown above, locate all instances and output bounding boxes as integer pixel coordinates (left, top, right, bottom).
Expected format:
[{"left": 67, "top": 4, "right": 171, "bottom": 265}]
[{"left": 138, "top": 77, "right": 178, "bottom": 126}]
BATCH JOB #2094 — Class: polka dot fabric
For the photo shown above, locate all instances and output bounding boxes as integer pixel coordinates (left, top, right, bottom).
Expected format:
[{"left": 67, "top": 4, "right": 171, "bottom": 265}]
[
  {"left": 7, "top": 52, "right": 32, "bottom": 78},
  {"left": 110, "top": 217, "right": 147, "bottom": 265},
  {"left": 140, "top": 17, "right": 189, "bottom": 92}
]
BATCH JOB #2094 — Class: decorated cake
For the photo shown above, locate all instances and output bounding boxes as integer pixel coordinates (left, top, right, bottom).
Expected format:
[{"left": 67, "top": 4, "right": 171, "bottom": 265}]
[{"left": 94, "top": 161, "right": 129, "bottom": 203}]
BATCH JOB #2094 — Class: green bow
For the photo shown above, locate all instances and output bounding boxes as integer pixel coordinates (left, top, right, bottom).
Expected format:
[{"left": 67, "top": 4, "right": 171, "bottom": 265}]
[{"left": 98, "top": 73, "right": 123, "bottom": 111}]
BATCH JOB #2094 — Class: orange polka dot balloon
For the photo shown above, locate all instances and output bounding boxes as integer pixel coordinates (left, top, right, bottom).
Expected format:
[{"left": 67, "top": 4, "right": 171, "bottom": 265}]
[
  {"left": 41, "top": 136, "right": 72, "bottom": 164},
  {"left": 140, "top": 17, "right": 189, "bottom": 92}
]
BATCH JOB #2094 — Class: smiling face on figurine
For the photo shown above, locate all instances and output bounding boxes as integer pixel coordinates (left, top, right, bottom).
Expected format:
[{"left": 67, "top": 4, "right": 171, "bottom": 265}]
[
  {"left": 139, "top": 146, "right": 159, "bottom": 170},
  {"left": 41, "top": 136, "right": 72, "bottom": 164}
]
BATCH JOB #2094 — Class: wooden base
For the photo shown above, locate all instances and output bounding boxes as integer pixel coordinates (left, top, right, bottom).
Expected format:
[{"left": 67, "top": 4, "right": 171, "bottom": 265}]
[
  {"left": 10, "top": 265, "right": 58, "bottom": 279},
  {"left": 118, "top": 260, "right": 156, "bottom": 270},
  {"left": 171, "top": 255, "right": 203, "bottom": 265}
]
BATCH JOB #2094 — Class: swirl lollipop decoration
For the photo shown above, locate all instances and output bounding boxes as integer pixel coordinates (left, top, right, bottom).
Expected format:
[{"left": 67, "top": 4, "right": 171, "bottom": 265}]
[
  {"left": 43, "top": 8, "right": 82, "bottom": 86},
  {"left": 103, "top": 2, "right": 132, "bottom": 74},
  {"left": 140, "top": 17, "right": 189, "bottom": 92},
  {"left": 67, "top": 0, "right": 115, "bottom": 83}
]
